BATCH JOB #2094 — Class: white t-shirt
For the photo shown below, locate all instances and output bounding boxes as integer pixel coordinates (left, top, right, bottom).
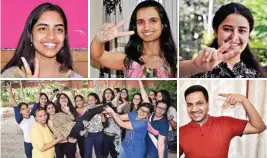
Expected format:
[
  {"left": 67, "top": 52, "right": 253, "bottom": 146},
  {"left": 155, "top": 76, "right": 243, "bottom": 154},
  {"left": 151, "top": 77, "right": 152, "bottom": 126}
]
[
  {"left": 19, "top": 115, "right": 36, "bottom": 143},
  {"left": 167, "top": 106, "right": 177, "bottom": 131}
]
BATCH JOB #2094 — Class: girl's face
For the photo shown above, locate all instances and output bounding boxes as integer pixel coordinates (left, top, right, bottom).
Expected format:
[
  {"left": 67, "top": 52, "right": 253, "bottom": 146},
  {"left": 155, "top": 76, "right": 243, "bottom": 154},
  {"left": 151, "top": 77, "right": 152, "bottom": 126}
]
[
  {"left": 104, "top": 90, "right": 113, "bottom": 102},
  {"left": 75, "top": 97, "right": 84, "bottom": 108},
  {"left": 216, "top": 13, "right": 250, "bottom": 59},
  {"left": 35, "top": 110, "right": 47, "bottom": 125},
  {"left": 59, "top": 94, "right": 68, "bottom": 106},
  {"left": 149, "top": 91, "right": 156, "bottom": 100},
  {"left": 32, "top": 11, "right": 65, "bottom": 58},
  {"left": 120, "top": 90, "right": 128, "bottom": 99},
  {"left": 155, "top": 102, "right": 167, "bottom": 118},
  {"left": 114, "top": 89, "right": 119, "bottom": 96},
  {"left": 88, "top": 96, "right": 98, "bottom": 108},
  {"left": 156, "top": 92, "right": 163, "bottom": 101},
  {"left": 20, "top": 104, "right": 30, "bottom": 118},
  {"left": 39, "top": 95, "right": 48, "bottom": 107},
  {"left": 136, "top": 7, "right": 162, "bottom": 42},
  {"left": 137, "top": 106, "right": 150, "bottom": 120},
  {"left": 133, "top": 94, "right": 141, "bottom": 105},
  {"left": 46, "top": 104, "right": 56, "bottom": 115}
]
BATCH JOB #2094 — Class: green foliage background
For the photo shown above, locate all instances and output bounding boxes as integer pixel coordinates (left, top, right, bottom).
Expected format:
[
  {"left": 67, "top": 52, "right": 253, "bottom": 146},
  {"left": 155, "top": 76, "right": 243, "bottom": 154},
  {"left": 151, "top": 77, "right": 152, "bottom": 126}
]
[
  {"left": 179, "top": 0, "right": 267, "bottom": 65},
  {"left": 0, "top": 81, "right": 177, "bottom": 108}
]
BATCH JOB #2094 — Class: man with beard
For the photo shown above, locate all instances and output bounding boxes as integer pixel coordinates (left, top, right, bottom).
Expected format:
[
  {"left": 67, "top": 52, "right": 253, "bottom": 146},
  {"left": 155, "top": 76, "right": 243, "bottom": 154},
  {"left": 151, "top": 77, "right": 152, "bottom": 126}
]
[
  {"left": 146, "top": 101, "right": 169, "bottom": 158},
  {"left": 179, "top": 85, "right": 266, "bottom": 158}
]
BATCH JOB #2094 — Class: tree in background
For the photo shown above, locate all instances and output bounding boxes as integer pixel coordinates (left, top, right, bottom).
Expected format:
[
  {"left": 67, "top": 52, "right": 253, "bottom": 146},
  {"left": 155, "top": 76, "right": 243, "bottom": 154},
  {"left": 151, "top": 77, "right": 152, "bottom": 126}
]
[{"left": 179, "top": 0, "right": 267, "bottom": 67}]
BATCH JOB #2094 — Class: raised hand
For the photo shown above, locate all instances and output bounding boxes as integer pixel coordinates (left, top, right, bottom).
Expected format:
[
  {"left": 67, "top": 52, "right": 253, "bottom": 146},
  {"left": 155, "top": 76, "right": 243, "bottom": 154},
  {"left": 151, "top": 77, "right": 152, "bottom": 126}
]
[
  {"left": 96, "top": 17, "right": 135, "bottom": 43},
  {"left": 168, "top": 115, "right": 174, "bottom": 121},
  {"left": 61, "top": 105, "right": 70, "bottom": 114},
  {"left": 21, "top": 57, "right": 39, "bottom": 78},
  {"left": 104, "top": 106, "right": 114, "bottom": 114},
  {"left": 6, "top": 82, "right": 12, "bottom": 94},
  {"left": 193, "top": 39, "right": 237, "bottom": 72},
  {"left": 218, "top": 93, "right": 247, "bottom": 109}
]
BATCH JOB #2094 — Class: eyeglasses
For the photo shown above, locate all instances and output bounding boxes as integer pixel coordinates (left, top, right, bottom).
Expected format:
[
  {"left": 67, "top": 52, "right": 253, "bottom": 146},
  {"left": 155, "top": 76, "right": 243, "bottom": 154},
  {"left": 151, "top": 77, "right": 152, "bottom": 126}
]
[
  {"left": 133, "top": 97, "right": 141, "bottom": 100},
  {"left": 139, "top": 108, "right": 150, "bottom": 114},
  {"left": 156, "top": 106, "right": 166, "bottom": 111}
]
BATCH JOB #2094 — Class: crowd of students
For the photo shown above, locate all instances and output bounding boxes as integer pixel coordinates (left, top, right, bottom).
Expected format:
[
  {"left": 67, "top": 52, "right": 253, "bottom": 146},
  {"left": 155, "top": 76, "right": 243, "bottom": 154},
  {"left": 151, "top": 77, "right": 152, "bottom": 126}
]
[{"left": 6, "top": 81, "right": 177, "bottom": 158}]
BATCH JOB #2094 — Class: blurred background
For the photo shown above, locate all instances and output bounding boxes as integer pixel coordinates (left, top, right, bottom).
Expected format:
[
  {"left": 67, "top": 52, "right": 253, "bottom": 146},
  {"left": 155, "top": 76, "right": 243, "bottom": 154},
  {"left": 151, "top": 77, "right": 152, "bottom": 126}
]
[{"left": 179, "top": 0, "right": 267, "bottom": 75}]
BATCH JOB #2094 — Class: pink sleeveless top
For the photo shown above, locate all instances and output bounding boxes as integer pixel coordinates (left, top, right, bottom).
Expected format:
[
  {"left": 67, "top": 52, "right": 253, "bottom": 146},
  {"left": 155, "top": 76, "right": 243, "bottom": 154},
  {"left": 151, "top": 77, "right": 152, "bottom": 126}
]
[{"left": 124, "top": 61, "right": 170, "bottom": 78}]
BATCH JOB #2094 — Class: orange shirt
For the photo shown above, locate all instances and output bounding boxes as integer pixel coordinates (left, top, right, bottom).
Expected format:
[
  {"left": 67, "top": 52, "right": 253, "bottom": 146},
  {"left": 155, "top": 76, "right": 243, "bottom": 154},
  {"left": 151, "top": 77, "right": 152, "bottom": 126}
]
[{"left": 179, "top": 115, "right": 247, "bottom": 158}]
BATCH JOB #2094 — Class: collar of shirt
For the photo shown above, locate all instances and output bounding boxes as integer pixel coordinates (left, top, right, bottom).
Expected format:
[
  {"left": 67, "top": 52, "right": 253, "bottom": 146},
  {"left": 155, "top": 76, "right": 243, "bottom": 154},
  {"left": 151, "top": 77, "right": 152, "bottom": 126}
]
[
  {"left": 188, "top": 115, "right": 213, "bottom": 128},
  {"left": 151, "top": 112, "right": 167, "bottom": 122}
]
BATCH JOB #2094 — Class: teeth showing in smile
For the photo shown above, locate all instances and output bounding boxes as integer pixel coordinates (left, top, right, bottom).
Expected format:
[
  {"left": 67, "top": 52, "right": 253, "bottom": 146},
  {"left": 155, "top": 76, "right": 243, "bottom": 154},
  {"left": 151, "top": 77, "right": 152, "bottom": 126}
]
[
  {"left": 231, "top": 43, "right": 239, "bottom": 46},
  {"left": 43, "top": 43, "right": 56, "bottom": 47},
  {"left": 143, "top": 32, "right": 153, "bottom": 36}
]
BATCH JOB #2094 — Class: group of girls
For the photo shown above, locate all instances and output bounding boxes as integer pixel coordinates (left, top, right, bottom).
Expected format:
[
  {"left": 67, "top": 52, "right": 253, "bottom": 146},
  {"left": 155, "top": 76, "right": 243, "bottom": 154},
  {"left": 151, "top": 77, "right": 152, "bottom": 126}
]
[{"left": 6, "top": 81, "right": 177, "bottom": 158}]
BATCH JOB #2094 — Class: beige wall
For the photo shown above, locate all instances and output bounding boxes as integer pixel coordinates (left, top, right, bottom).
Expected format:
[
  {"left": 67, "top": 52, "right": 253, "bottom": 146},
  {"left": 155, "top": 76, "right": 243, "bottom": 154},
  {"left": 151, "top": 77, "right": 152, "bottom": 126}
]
[{"left": 90, "top": 0, "right": 103, "bottom": 78}]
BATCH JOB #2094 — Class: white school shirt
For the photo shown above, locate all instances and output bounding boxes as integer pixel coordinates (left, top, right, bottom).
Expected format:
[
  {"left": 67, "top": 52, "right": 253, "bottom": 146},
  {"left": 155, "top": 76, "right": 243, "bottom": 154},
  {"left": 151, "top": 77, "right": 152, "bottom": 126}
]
[{"left": 19, "top": 115, "right": 36, "bottom": 143}]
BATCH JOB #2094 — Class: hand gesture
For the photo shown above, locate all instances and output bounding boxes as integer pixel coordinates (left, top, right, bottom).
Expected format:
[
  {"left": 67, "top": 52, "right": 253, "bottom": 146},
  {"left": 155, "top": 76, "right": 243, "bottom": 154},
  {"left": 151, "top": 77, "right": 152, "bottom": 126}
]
[
  {"left": 62, "top": 105, "right": 70, "bottom": 114},
  {"left": 218, "top": 93, "right": 247, "bottom": 109},
  {"left": 193, "top": 39, "right": 237, "bottom": 72},
  {"left": 6, "top": 82, "right": 12, "bottom": 94},
  {"left": 37, "top": 82, "right": 42, "bottom": 93},
  {"left": 21, "top": 57, "right": 39, "bottom": 78},
  {"left": 168, "top": 115, "right": 174, "bottom": 121},
  {"left": 82, "top": 120, "right": 90, "bottom": 128},
  {"left": 104, "top": 106, "right": 114, "bottom": 114},
  {"left": 56, "top": 135, "right": 64, "bottom": 143},
  {"left": 96, "top": 17, "right": 135, "bottom": 43},
  {"left": 68, "top": 137, "right": 77, "bottom": 143},
  {"left": 79, "top": 130, "right": 88, "bottom": 136}
]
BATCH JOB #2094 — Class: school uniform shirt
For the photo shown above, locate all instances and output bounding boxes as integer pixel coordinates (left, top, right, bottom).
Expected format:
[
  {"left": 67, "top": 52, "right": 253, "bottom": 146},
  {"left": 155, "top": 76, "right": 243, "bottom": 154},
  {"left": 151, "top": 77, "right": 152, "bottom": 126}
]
[
  {"left": 146, "top": 113, "right": 169, "bottom": 158},
  {"left": 179, "top": 115, "right": 247, "bottom": 158},
  {"left": 14, "top": 105, "right": 37, "bottom": 143},
  {"left": 191, "top": 61, "right": 263, "bottom": 78},
  {"left": 30, "top": 123, "right": 55, "bottom": 158}
]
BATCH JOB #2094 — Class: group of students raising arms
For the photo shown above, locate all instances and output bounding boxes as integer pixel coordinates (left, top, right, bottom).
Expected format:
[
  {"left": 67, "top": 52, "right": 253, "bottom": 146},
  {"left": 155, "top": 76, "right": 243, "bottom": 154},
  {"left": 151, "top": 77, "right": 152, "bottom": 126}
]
[
  {"left": 6, "top": 80, "right": 177, "bottom": 158},
  {"left": 1, "top": 1, "right": 264, "bottom": 78}
]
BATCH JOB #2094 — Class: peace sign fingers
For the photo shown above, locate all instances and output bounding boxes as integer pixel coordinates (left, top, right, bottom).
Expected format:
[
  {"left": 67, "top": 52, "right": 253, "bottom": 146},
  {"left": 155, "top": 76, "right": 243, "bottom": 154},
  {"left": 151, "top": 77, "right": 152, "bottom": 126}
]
[
  {"left": 96, "top": 16, "right": 135, "bottom": 43},
  {"left": 21, "top": 57, "right": 39, "bottom": 78},
  {"left": 115, "top": 16, "right": 131, "bottom": 29}
]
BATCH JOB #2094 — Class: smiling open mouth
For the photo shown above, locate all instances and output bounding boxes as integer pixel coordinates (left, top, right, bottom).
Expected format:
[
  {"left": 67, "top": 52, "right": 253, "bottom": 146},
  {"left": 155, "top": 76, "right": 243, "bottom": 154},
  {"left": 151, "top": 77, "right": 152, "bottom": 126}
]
[
  {"left": 143, "top": 32, "right": 153, "bottom": 36},
  {"left": 42, "top": 42, "right": 56, "bottom": 48}
]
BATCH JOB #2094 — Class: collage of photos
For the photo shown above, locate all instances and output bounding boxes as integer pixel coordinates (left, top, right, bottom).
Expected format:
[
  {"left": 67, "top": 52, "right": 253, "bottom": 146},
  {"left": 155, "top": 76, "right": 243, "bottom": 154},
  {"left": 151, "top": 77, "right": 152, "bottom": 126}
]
[{"left": 0, "top": 0, "right": 266, "bottom": 158}]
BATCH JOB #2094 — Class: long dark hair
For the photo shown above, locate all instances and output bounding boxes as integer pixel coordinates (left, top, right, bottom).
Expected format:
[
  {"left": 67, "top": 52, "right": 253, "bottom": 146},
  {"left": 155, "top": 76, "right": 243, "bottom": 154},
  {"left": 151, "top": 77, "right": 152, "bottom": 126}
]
[
  {"left": 102, "top": 88, "right": 115, "bottom": 104},
  {"left": 157, "top": 90, "right": 171, "bottom": 110},
  {"left": 74, "top": 95, "right": 84, "bottom": 108},
  {"left": 119, "top": 88, "right": 129, "bottom": 103},
  {"left": 130, "top": 93, "right": 143, "bottom": 112},
  {"left": 124, "top": 0, "right": 177, "bottom": 77},
  {"left": 56, "top": 93, "right": 77, "bottom": 118},
  {"left": 38, "top": 92, "right": 49, "bottom": 107},
  {"left": 88, "top": 93, "right": 101, "bottom": 104},
  {"left": 44, "top": 101, "right": 57, "bottom": 121},
  {"left": 210, "top": 2, "right": 264, "bottom": 76},
  {"left": 1, "top": 3, "right": 73, "bottom": 74}
]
